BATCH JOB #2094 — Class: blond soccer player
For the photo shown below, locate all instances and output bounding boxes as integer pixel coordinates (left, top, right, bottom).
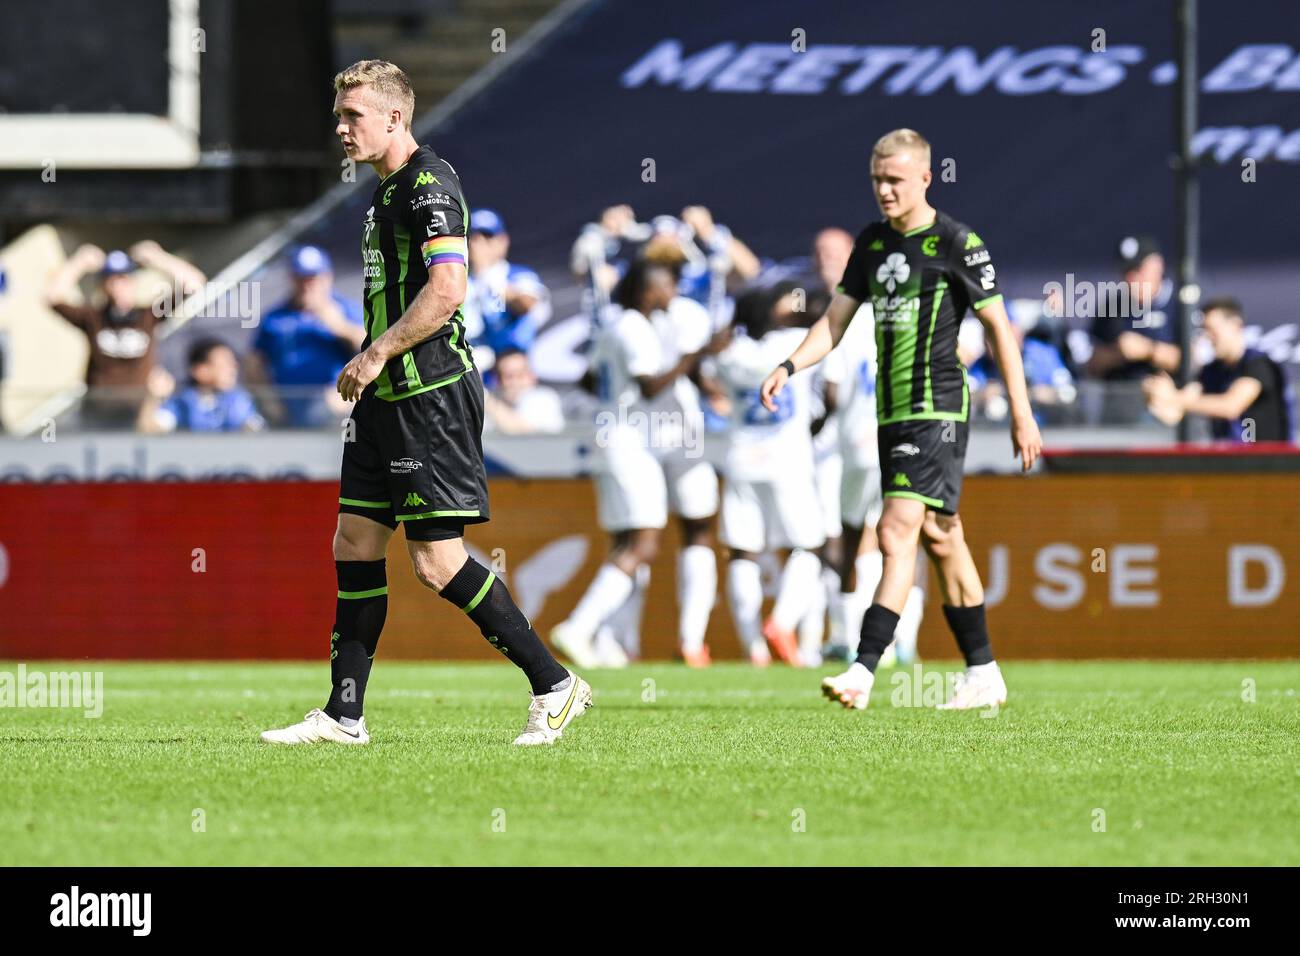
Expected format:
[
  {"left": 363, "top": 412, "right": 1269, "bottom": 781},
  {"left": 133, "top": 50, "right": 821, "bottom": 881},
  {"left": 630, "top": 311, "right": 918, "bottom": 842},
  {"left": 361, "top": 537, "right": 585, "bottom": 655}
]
[
  {"left": 761, "top": 129, "right": 1042, "bottom": 710},
  {"left": 261, "top": 61, "right": 591, "bottom": 747}
]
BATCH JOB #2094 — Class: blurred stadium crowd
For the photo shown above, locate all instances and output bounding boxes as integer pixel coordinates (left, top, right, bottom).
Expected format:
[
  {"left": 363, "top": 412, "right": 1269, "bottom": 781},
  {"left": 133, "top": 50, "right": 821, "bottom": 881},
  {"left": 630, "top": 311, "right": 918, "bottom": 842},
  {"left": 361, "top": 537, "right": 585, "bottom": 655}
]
[{"left": 19, "top": 202, "right": 1293, "bottom": 444}]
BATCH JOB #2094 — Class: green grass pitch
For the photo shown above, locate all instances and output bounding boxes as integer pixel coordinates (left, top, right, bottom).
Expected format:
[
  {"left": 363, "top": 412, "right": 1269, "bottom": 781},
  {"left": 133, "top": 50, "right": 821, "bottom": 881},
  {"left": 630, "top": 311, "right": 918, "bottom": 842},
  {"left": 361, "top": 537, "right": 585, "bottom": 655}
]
[{"left": 3, "top": 660, "right": 1297, "bottom": 866}]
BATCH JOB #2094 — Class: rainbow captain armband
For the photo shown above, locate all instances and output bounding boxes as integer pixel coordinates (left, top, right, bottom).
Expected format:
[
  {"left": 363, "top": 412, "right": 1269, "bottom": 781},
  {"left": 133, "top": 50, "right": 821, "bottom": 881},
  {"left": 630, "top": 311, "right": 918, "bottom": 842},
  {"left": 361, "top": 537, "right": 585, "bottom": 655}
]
[{"left": 421, "top": 234, "right": 467, "bottom": 268}]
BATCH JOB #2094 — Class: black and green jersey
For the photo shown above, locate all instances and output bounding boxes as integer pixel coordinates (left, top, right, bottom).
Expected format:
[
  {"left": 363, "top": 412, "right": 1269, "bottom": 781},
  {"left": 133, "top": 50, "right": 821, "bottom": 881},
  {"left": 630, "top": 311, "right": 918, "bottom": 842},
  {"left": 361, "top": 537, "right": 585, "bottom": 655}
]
[
  {"left": 362, "top": 145, "right": 473, "bottom": 400},
  {"left": 837, "top": 210, "right": 1002, "bottom": 424}
]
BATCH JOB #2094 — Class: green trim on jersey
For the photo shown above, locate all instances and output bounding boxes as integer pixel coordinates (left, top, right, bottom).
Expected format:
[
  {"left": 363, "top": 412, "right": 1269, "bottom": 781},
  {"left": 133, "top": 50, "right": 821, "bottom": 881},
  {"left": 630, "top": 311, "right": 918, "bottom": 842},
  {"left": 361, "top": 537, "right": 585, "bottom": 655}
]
[
  {"left": 376, "top": 368, "right": 467, "bottom": 402},
  {"left": 446, "top": 311, "right": 473, "bottom": 372},
  {"left": 391, "top": 226, "right": 424, "bottom": 393},
  {"left": 923, "top": 279, "right": 948, "bottom": 412},
  {"left": 972, "top": 293, "right": 1004, "bottom": 310},
  {"left": 902, "top": 220, "right": 937, "bottom": 237},
  {"left": 877, "top": 408, "right": 969, "bottom": 426}
]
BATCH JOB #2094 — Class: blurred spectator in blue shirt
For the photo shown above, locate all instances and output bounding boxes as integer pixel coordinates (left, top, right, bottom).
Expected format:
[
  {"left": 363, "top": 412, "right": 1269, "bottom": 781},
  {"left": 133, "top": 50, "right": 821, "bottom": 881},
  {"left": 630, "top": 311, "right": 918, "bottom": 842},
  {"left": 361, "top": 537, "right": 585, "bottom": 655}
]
[
  {"left": 141, "top": 338, "right": 264, "bottom": 433},
  {"left": 246, "top": 246, "right": 365, "bottom": 426},
  {"left": 465, "top": 209, "right": 550, "bottom": 372}
]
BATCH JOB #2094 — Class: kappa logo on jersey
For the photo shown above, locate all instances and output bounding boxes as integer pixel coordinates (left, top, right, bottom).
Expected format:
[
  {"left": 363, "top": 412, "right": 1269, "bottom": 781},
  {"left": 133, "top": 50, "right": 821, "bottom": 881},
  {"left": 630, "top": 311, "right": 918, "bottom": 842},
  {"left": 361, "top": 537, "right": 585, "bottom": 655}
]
[
  {"left": 389, "top": 458, "right": 423, "bottom": 474},
  {"left": 892, "top": 473, "right": 912, "bottom": 487},
  {"left": 876, "top": 253, "right": 910, "bottom": 293},
  {"left": 413, "top": 171, "right": 440, "bottom": 187},
  {"left": 404, "top": 492, "right": 427, "bottom": 507},
  {"left": 965, "top": 231, "right": 984, "bottom": 249},
  {"left": 922, "top": 235, "right": 940, "bottom": 257},
  {"left": 891, "top": 443, "right": 920, "bottom": 457},
  {"left": 868, "top": 238, "right": 885, "bottom": 251}
]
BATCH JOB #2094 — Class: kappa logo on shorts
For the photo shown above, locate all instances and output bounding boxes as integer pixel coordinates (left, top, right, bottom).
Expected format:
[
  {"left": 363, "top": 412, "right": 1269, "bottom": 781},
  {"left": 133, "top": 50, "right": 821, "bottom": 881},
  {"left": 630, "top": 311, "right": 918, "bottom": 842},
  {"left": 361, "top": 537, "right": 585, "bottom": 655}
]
[
  {"left": 389, "top": 458, "right": 423, "bottom": 474},
  {"left": 892, "top": 473, "right": 912, "bottom": 488},
  {"left": 404, "top": 493, "right": 427, "bottom": 507},
  {"left": 891, "top": 443, "right": 920, "bottom": 457}
]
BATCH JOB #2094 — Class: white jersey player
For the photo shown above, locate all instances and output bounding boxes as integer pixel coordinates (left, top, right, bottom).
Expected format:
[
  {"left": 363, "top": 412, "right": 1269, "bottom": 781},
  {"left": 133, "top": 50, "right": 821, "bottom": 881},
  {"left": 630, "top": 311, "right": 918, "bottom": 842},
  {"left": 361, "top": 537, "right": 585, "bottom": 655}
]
[
  {"left": 716, "top": 319, "right": 826, "bottom": 666},
  {"left": 551, "top": 262, "right": 721, "bottom": 669}
]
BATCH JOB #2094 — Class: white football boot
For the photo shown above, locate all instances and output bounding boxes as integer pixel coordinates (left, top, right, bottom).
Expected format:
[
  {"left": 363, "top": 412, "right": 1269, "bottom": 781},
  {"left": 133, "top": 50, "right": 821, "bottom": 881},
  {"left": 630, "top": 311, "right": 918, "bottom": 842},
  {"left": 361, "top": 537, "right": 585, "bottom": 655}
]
[
  {"left": 937, "top": 662, "right": 1008, "bottom": 710},
  {"left": 513, "top": 672, "right": 594, "bottom": 746},
  {"left": 820, "top": 663, "right": 875, "bottom": 710},
  {"left": 260, "top": 708, "right": 369, "bottom": 745}
]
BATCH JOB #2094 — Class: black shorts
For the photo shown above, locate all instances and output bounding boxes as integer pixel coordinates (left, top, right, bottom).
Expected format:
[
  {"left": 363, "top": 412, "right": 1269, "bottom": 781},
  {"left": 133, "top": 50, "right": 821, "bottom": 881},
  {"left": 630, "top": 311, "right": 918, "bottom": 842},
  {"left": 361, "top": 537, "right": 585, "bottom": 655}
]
[
  {"left": 338, "top": 367, "right": 490, "bottom": 540},
  {"left": 878, "top": 418, "right": 969, "bottom": 515}
]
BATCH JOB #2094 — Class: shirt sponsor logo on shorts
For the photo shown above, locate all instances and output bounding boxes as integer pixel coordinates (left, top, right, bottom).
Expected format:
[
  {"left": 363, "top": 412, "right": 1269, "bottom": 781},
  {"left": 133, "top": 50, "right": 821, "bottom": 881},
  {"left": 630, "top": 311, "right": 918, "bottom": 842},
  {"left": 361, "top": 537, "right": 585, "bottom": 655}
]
[
  {"left": 891, "top": 443, "right": 920, "bottom": 457},
  {"left": 390, "top": 458, "right": 423, "bottom": 474}
]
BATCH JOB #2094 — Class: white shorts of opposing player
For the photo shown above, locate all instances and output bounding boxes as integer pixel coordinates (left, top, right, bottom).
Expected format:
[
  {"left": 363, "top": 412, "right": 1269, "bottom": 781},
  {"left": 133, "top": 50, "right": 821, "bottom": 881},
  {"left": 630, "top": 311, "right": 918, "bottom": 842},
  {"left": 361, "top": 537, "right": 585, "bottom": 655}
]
[
  {"left": 720, "top": 472, "right": 826, "bottom": 665},
  {"left": 554, "top": 431, "right": 719, "bottom": 668}
]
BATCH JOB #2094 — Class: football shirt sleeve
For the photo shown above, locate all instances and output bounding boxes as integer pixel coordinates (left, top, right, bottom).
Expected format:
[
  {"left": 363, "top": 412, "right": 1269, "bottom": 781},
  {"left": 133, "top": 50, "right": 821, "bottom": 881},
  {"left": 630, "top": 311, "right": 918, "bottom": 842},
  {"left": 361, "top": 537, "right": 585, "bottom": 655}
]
[
  {"left": 836, "top": 233, "right": 872, "bottom": 301},
  {"left": 1239, "top": 353, "right": 1276, "bottom": 393},
  {"left": 409, "top": 173, "right": 468, "bottom": 270},
  {"left": 950, "top": 227, "right": 1002, "bottom": 311}
]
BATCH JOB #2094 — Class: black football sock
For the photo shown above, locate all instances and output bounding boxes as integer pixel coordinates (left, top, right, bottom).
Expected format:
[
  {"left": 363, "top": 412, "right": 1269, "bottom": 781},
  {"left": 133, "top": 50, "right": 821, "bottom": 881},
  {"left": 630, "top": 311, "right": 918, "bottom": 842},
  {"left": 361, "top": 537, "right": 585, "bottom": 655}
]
[
  {"left": 439, "top": 557, "right": 569, "bottom": 695},
  {"left": 325, "top": 560, "right": 387, "bottom": 722},
  {"left": 853, "top": 603, "right": 901, "bottom": 672},
  {"left": 943, "top": 603, "right": 994, "bottom": 667}
]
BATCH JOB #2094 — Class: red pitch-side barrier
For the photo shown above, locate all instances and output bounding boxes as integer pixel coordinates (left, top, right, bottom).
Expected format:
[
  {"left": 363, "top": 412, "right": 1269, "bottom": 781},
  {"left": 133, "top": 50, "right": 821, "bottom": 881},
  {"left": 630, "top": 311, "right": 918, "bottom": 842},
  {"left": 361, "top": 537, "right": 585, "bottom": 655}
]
[{"left": 1, "top": 476, "right": 1297, "bottom": 660}]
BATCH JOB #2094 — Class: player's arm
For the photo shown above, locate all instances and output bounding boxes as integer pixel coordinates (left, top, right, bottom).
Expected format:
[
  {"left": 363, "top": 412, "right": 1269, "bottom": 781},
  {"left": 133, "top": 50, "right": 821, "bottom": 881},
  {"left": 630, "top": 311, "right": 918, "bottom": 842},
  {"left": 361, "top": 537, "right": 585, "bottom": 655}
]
[
  {"left": 337, "top": 262, "right": 465, "bottom": 402},
  {"left": 1143, "top": 371, "right": 1260, "bottom": 423},
  {"left": 759, "top": 293, "right": 859, "bottom": 411},
  {"left": 636, "top": 326, "right": 731, "bottom": 400},
  {"left": 1090, "top": 329, "right": 1180, "bottom": 377},
  {"left": 950, "top": 228, "right": 1040, "bottom": 470},
  {"left": 44, "top": 244, "right": 105, "bottom": 312},
  {"left": 130, "top": 240, "right": 207, "bottom": 297},
  {"left": 976, "top": 298, "right": 1042, "bottom": 471}
]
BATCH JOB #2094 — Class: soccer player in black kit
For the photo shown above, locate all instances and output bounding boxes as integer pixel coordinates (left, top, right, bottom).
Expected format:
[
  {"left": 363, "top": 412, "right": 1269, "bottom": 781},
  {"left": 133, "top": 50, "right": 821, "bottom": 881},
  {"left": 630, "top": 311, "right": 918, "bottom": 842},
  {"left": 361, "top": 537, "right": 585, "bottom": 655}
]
[
  {"left": 762, "top": 129, "right": 1043, "bottom": 710},
  {"left": 262, "top": 61, "right": 591, "bottom": 747}
]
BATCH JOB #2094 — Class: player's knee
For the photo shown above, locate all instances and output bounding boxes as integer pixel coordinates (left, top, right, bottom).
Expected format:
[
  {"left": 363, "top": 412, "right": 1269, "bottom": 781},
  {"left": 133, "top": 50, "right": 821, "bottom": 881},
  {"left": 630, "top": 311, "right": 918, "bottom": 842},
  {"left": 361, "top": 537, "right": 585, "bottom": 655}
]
[
  {"left": 877, "top": 514, "right": 920, "bottom": 558},
  {"left": 630, "top": 530, "right": 660, "bottom": 564},
  {"left": 409, "top": 548, "right": 462, "bottom": 592},
  {"left": 922, "top": 513, "right": 963, "bottom": 560},
  {"left": 680, "top": 518, "right": 712, "bottom": 548},
  {"left": 333, "top": 521, "right": 383, "bottom": 561}
]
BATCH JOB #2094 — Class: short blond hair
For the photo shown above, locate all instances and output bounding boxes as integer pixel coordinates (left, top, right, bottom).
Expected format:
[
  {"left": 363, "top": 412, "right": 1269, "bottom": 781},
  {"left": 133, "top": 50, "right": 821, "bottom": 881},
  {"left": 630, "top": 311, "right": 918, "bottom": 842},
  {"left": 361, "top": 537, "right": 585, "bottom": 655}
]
[
  {"left": 872, "top": 129, "right": 931, "bottom": 169},
  {"left": 333, "top": 60, "right": 415, "bottom": 130}
]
